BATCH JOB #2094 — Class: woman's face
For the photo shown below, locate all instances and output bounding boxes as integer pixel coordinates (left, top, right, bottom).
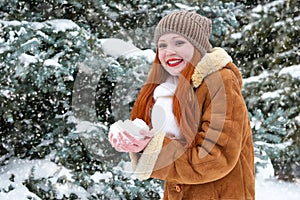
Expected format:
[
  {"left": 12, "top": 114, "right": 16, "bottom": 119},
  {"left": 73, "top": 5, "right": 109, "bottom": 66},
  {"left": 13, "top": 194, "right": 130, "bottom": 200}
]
[{"left": 157, "top": 33, "right": 195, "bottom": 76}]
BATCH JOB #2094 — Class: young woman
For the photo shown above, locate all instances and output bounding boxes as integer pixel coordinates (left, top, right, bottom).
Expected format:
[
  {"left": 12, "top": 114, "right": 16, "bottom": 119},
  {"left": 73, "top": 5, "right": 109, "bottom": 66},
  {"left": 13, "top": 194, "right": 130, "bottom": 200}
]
[{"left": 109, "top": 11, "right": 255, "bottom": 199}]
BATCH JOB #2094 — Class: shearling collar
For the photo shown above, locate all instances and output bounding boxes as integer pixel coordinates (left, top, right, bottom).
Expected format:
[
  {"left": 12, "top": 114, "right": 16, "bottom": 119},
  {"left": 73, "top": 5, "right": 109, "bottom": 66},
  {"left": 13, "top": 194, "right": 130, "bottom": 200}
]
[{"left": 192, "top": 47, "right": 233, "bottom": 88}]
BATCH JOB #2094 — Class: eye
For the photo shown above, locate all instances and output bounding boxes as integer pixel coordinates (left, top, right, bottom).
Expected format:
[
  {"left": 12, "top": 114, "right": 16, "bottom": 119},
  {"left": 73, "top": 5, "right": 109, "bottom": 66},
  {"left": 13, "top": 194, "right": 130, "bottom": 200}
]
[
  {"left": 175, "top": 40, "right": 185, "bottom": 46},
  {"left": 158, "top": 43, "right": 167, "bottom": 49}
]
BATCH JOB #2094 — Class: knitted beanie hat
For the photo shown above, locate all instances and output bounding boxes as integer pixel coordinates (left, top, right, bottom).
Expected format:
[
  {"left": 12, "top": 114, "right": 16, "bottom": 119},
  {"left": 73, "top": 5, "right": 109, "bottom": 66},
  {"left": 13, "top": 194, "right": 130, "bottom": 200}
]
[{"left": 154, "top": 11, "right": 212, "bottom": 56}]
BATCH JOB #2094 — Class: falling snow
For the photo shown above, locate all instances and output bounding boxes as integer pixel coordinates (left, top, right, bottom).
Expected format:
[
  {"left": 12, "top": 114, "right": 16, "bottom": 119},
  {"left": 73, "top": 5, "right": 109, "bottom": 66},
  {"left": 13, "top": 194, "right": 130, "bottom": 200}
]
[{"left": 0, "top": 0, "right": 299, "bottom": 199}]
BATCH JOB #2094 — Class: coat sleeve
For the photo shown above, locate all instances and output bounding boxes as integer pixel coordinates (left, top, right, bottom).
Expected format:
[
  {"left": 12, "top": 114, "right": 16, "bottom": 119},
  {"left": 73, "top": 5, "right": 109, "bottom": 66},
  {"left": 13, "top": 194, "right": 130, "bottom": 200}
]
[{"left": 150, "top": 68, "right": 250, "bottom": 184}]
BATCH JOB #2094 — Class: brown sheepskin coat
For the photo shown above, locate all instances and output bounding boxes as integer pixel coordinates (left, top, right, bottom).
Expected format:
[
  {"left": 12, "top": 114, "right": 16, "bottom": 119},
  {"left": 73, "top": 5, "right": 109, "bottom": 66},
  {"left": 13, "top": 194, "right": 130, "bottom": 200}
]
[{"left": 129, "top": 48, "right": 255, "bottom": 200}]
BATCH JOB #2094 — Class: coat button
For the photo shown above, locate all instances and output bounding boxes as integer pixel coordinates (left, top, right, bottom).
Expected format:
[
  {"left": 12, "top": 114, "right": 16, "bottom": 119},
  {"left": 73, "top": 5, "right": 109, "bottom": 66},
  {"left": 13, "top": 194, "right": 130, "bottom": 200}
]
[{"left": 175, "top": 185, "right": 181, "bottom": 192}]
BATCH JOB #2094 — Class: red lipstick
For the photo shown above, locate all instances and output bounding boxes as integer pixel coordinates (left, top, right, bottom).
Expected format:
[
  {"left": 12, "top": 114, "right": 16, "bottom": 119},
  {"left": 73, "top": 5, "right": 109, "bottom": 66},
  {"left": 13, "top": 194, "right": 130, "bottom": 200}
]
[{"left": 167, "top": 58, "right": 183, "bottom": 67}]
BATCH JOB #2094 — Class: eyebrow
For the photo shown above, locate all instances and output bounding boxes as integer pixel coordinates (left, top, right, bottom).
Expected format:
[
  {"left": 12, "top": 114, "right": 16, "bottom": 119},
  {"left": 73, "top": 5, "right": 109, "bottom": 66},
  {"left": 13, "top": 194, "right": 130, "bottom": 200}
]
[{"left": 158, "top": 36, "right": 183, "bottom": 42}]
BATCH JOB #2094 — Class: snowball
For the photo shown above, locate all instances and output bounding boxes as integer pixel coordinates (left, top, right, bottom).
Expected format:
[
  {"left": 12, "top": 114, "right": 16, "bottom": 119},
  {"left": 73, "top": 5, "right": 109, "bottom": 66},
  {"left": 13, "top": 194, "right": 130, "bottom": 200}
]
[{"left": 108, "top": 118, "right": 149, "bottom": 140}]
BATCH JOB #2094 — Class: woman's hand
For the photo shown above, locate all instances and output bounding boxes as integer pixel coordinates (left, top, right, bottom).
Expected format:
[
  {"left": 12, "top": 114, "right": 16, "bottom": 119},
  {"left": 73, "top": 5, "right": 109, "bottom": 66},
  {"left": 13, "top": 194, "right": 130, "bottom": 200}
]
[{"left": 109, "top": 130, "right": 154, "bottom": 153}]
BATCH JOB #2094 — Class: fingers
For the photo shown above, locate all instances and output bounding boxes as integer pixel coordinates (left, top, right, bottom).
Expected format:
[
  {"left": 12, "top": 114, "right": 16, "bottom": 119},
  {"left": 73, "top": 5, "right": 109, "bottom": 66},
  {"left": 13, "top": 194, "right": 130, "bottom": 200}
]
[
  {"left": 108, "top": 132, "right": 113, "bottom": 143},
  {"left": 121, "top": 133, "right": 151, "bottom": 152},
  {"left": 116, "top": 132, "right": 130, "bottom": 152},
  {"left": 115, "top": 132, "right": 137, "bottom": 152},
  {"left": 140, "top": 129, "right": 154, "bottom": 138},
  {"left": 110, "top": 132, "right": 121, "bottom": 151},
  {"left": 120, "top": 143, "right": 139, "bottom": 152},
  {"left": 109, "top": 131, "right": 151, "bottom": 153},
  {"left": 123, "top": 131, "right": 138, "bottom": 142},
  {"left": 108, "top": 132, "right": 117, "bottom": 147}
]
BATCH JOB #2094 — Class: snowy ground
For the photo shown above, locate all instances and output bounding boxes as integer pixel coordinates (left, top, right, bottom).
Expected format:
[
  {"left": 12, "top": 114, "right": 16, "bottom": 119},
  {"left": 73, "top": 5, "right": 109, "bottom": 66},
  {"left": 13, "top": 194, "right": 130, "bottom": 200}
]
[
  {"left": 255, "top": 158, "right": 300, "bottom": 200},
  {"left": 0, "top": 157, "right": 300, "bottom": 200},
  {"left": 256, "top": 178, "right": 300, "bottom": 200}
]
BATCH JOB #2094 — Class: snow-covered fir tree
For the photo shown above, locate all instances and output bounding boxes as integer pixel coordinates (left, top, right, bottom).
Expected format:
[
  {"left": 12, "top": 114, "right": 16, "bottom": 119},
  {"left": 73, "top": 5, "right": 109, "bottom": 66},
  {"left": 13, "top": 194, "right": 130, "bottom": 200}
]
[{"left": 0, "top": 0, "right": 299, "bottom": 199}]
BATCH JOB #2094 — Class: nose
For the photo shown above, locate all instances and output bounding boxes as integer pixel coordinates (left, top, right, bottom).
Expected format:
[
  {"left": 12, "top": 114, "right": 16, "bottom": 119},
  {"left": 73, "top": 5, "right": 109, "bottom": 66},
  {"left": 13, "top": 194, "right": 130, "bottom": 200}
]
[{"left": 165, "top": 48, "right": 176, "bottom": 55}]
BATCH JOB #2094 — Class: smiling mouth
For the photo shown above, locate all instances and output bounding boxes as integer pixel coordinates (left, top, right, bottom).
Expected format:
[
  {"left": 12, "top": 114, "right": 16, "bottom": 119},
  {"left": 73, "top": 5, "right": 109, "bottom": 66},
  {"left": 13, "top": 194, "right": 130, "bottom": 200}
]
[{"left": 167, "top": 59, "right": 183, "bottom": 67}]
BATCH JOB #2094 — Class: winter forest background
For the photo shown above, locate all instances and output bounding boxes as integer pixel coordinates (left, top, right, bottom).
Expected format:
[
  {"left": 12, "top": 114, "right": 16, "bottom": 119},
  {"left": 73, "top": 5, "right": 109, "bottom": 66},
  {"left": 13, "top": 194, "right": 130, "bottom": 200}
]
[{"left": 0, "top": 0, "right": 299, "bottom": 199}]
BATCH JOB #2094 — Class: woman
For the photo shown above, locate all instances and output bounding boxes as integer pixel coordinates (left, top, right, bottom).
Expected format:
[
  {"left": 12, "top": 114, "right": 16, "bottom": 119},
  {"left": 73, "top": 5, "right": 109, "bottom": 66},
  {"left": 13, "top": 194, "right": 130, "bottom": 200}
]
[{"left": 109, "top": 10, "right": 255, "bottom": 199}]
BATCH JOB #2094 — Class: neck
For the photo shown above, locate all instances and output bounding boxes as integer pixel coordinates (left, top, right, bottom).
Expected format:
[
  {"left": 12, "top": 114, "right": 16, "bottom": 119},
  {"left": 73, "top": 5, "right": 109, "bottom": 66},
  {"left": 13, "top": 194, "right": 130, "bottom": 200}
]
[{"left": 166, "top": 76, "right": 178, "bottom": 85}]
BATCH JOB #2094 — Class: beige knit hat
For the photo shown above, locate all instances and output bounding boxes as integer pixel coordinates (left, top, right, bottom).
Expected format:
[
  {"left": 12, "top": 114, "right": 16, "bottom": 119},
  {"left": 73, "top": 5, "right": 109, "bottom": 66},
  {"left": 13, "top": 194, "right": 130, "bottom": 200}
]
[{"left": 154, "top": 11, "right": 212, "bottom": 56}]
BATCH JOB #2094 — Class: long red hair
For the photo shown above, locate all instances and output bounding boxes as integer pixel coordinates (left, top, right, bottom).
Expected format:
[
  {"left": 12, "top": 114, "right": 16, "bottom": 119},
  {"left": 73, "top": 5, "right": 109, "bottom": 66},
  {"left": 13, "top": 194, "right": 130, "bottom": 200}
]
[{"left": 130, "top": 49, "right": 202, "bottom": 145}]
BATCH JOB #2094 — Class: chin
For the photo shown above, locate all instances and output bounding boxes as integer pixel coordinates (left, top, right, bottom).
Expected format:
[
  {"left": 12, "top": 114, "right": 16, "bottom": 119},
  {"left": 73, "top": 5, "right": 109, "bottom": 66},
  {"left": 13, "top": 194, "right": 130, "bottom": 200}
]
[{"left": 169, "top": 72, "right": 181, "bottom": 77}]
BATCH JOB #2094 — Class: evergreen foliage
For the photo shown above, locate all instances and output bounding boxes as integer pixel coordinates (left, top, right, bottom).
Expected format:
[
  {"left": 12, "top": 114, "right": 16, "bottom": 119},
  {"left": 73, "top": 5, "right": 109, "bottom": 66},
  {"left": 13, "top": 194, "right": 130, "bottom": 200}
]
[
  {"left": 0, "top": 19, "right": 89, "bottom": 158},
  {"left": 223, "top": 0, "right": 300, "bottom": 181},
  {"left": 0, "top": 0, "right": 299, "bottom": 198}
]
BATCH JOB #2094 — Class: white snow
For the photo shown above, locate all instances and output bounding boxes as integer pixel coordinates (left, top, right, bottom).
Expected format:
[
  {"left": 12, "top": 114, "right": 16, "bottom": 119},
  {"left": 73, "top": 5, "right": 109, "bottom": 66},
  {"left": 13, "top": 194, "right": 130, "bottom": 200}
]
[
  {"left": 91, "top": 171, "right": 113, "bottom": 182},
  {"left": 75, "top": 121, "right": 101, "bottom": 133},
  {"left": 203, "top": 6, "right": 212, "bottom": 13},
  {"left": 256, "top": 177, "right": 300, "bottom": 200},
  {"left": 43, "top": 59, "right": 62, "bottom": 67},
  {"left": 19, "top": 53, "right": 38, "bottom": 68},
  {"left": 278, "top": 65, "right": 300, "bottom": 79},
  {"left": 252, "top": 0, "right": 285, "bottom": 13},
  {"left": 43, "top": 52, "right": 66, "bottom": 68},
  {"left": 53, "top": 182, "right": 90, "bottom": 199},
  {"left": 1, "top": 156, "right": 300, "bottom": 199},
  {"left": 45, "top": 19, "right": 80, "bottom": 32},
  {"left": 175, "top": 3, "right": 197, "bottom": 10},
  {"left": 243, "top": 70, "right": 269, "bottom": 85},
  {"left": 100, "top": 38, "right": 139, "bottom": 58},
  {"left": 0, "top": 158, "right": 62, "bottom": 199},
  {"left": 0, "top": 20, "right": 22, "bottom": 26},
  {"left": 295, "top": 116, "right": 300, "bottom": 123},
  {"left": 261, "top": 89, "right": 283, "bottom": 100},
  {"left": 255, "top": 140, "right": 292, "bottom": 151},
  {"left": 0, "top": 186, "right": 41, "bottom": 200},
  {"left": 125, "top": 49, "right": 156, "bottom": 63},
  {"left": 0, "top": 89, "right": 11, "bottom": 98},
  {"left": 0, "top": 19, "right": 79, "bottom": 33},
  {"left": 21, "top": 38, "right": 40, "bottom": 47},
  {"left": 231, "top": 32, "right": 242, "bottom": 39},
  {"left": 100, "top": 38, "right": 155, "bottom": 63},
  {"left": 30, "top": 22, "right": 45, "bottom": 30},
  {"left": 109, "top": 118, "right": 149, "bottom": 140},
  {"left": 0, "top": 157, "right": 92, "bottom": 200},
  {"left": 0, "top": 46, "right": 11, "bottom": 54},
  {"left": 243, "top": 22, "right": 257, "bottom": 32}
]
